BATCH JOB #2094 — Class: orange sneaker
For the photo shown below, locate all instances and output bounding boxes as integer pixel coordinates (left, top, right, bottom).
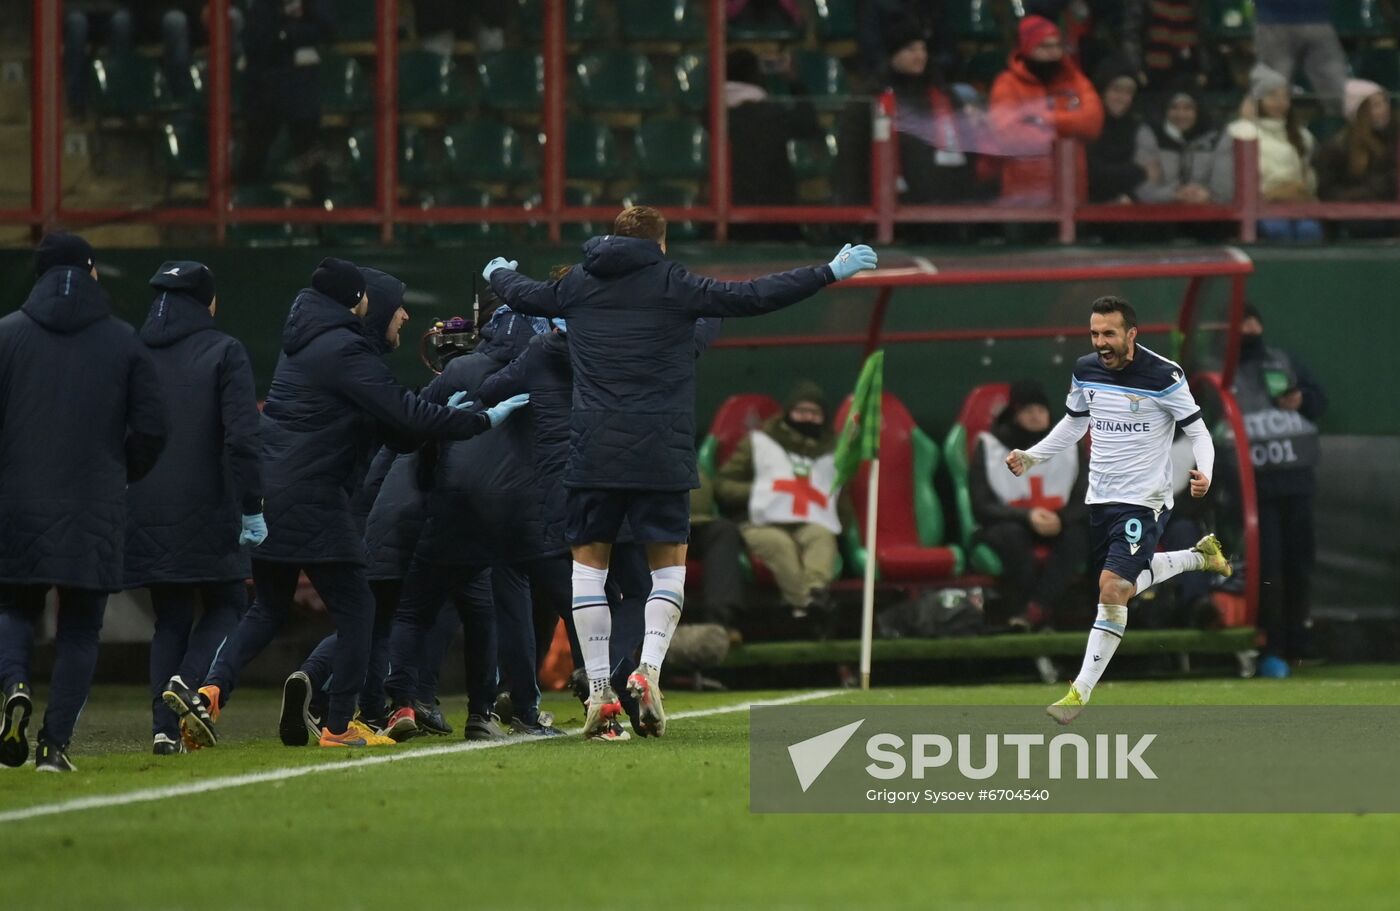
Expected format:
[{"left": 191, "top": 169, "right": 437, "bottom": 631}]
[
  {"left": 318, "top": 720, "right": 396, "bottom": 748},
  {"left": 197, "top": 685, "right": 222, "bottom": 723},
  {"left": 162, "top": 676, "right": 220, "bottom": 748}
]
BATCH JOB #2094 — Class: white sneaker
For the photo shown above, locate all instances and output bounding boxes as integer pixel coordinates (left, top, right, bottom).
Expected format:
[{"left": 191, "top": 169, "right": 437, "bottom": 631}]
[
  {"left": 627, "top": 663, "right": 666, "bottom": 738},
  {"left": 583, "top": 686, "right": 630, "bottom": 742}
]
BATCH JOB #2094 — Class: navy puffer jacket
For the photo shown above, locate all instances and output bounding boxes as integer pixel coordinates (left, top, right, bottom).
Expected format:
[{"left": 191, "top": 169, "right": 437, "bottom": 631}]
[
  {"left": 125, "top": 291, "right": 261, "bottom": 586},
  {"left": 0, "top": 267, "right": 167, "bottom": 590},
  {"left": 490, "top": 236, "right": 833, "bottom": 491},
  {"left": 256, "top": 288, "right": 489, "bottom": 564},
  {"left": 361, "top": 447, "right": 425, "bottom": 581}
]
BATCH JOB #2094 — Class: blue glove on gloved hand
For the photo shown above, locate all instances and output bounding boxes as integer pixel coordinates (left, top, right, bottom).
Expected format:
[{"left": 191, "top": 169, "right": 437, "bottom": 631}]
[
  {"left": 482, "top": 257, "right": 518, "bottom": 282},
  {"left": 447, "top": 390, "right": 473, "bottom": 409},
  {"left": 485, "top": 393, "right": 530, "bottom": 427},
  {"left": 827, "top": 243, "right": 878, "bottom": 281},
  {"left": 239, "top": 513, "right": 267, "bottom": 547}
]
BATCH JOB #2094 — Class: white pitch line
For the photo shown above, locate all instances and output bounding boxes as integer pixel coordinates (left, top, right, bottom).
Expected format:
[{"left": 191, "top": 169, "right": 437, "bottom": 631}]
[{"left": 0, "top": 689, "right": 842, "bottom": 824}]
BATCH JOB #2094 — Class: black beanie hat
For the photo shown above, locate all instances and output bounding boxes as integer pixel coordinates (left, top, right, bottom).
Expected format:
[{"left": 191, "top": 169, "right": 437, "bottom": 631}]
[
  {"left": 785, "top": 380, "right": 828, "bottom": 414},
  {"left": 1008, "top": 379, "right": 1050, "bottom": 413},
  {"left": 883, "top": 18, "right": 927, "bottom": 58},
  {"left": 33, "top": 231, "right": 95, "bottom": 277},
  {"left": 149, "top": 260, "right": 216, "bottom": 307},
  {"left": 311, "top": 257, "right": 365, "bottom": 308}
]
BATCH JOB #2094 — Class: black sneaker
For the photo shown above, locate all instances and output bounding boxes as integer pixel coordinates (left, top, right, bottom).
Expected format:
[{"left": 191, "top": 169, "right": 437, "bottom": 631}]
[
  {"left": 162, "top": 675, "right": 218, "bottom": 747},
  {"left": 464, "top": 713, "right": 506, "bottom": 741},
  {"left": 152, "top": 733, "right": 183, "bottom": 756},
  {"left": 510, "top": 713, "right": 566, "bottom": 737},
  {"left": 492, "top": 691, "right": 515, "bottom": 725},
  {"left": 278, "top": 671, "right": 314, "bottom": 747},
  {"left": 35, "top": 739, "right": 75, "bottom": 773},
  {"left": 413, "top": 700, "right": 453, "bottom": 736},
  {"left": 1, "top": 682, "right": 34, "bottom": 768}
]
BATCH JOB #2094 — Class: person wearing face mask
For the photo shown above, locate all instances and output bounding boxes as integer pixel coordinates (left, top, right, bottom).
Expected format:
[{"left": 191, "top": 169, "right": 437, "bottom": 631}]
[
  {"left": 989, "top": 14, "right": 1103, "bottom": 206},
  {"left": 716, "top": 382, "right": 854, "bottom": 626},
  {"left": 970, "top": 381, "right": 1089, "bottom": 631},
  {"left": 1232, "top": 305, "right": 1327, "bottom": 678}
]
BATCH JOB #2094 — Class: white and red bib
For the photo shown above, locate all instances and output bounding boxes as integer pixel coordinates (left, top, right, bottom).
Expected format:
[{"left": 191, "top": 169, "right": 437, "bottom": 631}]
[
  {"left": 979, "top": 431, "right": 1078, "bottom": 510},
  {"left": 746, "top": 431, "right": 842, "bottom": 533}
]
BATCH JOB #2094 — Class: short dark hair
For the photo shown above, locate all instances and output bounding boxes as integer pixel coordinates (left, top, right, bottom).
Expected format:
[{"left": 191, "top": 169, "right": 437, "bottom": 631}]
[
  {"left": 613, "top": 205, "right": 667, "bottom": 243},
  {"left": 1091, "top": 295, "right": 1137, "bottom": 330}
]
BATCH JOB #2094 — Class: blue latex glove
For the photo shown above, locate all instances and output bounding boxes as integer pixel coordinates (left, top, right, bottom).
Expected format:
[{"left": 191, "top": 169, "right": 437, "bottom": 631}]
[
  {"left": 447, "top": 390, "right": 473, "bottom": 409},
  {"left": 482, "top": 257, "right": 518, "bottom": 282},
  {"left": 485, "top": 393, "right": 530, "bottom": 427},
  {"left": 239, "top": 513, "right": 267, "bottom": 547},
  {"left": 827, "top": 243, "right": 878, "bottom": 281}
]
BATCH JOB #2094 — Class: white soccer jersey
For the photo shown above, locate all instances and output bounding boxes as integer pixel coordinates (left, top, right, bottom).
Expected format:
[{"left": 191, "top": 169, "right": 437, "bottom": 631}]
[{"left": 1066, "top": 345, "right": 1203, "bottom": 510}]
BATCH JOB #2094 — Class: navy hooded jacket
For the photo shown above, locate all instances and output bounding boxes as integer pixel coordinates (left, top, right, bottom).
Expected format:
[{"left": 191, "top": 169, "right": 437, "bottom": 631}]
[
  {"left": 413, "top": 309, "right": 544, "bottom": 567},
  {"left": 255, "top": 288, "right": 489, "bottom": 564},
  {"left": 0, "top": 266, "right": 167, "bottom": 591},
  {"left": 125, "top": 290, "right": 262, "bottom": 586},
  {"left": 489, "top": 235, "right": 833, "bottom": 491},
  {"left": 361, "top": 447, "right": 426, "bottom": 581},
  {"left": 478, "top": 318, "right": 722, "bottom": 553}
]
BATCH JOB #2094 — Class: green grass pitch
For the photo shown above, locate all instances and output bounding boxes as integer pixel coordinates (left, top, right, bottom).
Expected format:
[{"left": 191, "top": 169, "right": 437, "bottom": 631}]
[{"left": 4, "top": 666, "right": 1399, "bottom": 910}]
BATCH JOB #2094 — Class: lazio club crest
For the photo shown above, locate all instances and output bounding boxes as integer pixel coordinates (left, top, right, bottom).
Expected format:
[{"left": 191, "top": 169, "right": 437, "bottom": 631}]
[{"left": 1124, "top": 393, "right": 1145, "bottom": 413}]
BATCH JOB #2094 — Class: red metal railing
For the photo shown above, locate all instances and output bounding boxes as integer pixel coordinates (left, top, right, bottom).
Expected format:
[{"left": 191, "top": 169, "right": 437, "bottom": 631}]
[{"left": 14, "top": 0, "right": 1400, "bottom": 244}]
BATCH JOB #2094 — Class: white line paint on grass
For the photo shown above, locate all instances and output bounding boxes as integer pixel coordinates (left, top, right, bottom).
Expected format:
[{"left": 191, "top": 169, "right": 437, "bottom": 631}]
[{"left": 0, "top": 689, "right": 842, "bottom": 824}]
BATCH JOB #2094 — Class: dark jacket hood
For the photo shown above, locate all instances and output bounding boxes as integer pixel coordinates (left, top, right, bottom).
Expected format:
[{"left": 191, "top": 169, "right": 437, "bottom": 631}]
[
  {"left": 22, "top": 266, "right": 111, "bottom": 334},
  {"left": 478, "top": 305, "right": 543, "bottom": 363},
  {"left": 281, "top": 287, "right": 362, "bottom": 355},
  {"left": 140, "top": 291, "right": 218, "bottom": 347},
  {"left": 360, "top": 268, "right": 405, "bottom": 356},
  {"left": 582, "top": 235, "right": 666, "bottom": 279}
]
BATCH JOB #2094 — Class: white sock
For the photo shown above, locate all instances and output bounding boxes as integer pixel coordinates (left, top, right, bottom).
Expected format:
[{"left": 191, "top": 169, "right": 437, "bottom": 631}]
[
  {"left": 640, "top": 565, "right": 686, "bottom": 671},
  {"left": 1073, "top": 604, "right": 1128, "bottom": 700},
  {"left": 570, "top": 562, "right": 612, "bottom": 695},
  {"left": 1132, "top": 550, "right": 1206, "bottom": 594}
]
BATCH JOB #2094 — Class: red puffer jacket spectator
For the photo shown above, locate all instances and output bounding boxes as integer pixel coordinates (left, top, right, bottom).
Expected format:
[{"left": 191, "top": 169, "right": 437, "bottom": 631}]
[{"left": 989, "top": 15, "right": 1103, "bottom": 205}]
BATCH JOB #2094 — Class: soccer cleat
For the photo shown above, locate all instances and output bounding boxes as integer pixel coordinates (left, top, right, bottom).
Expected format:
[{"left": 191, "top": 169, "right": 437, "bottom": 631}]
[
  {"left": 413, "top": 700, "right": 453, "bottom": 736},
  {"left": 1, "top": 682, "right": 33, "bottom": 768},
  {"left": 35, "top": 740, "right": 76, "bottom": 772},
  {"left": 568, "top": 668, "right": 589, "bottom": 706},
  {"left": 465, "top": 713, "right": 507, "bottom": 741},
  {"left": 1046, "top": 685, "right": 1088, "bottom": 726},
  {"left": 384, "top": 705, "right": 417, "bottom": 742},
  {"left": 1192, "top": 534, "right": 1233, "bottom": 578},
  {"left": 627, "top": 663, "right": 666, "bottom": 738},
  {"left": 583, "top": 688, "right": 630, "bottom": 742},
  {"left": 152, "top": 733, "right": 184, "bottom": 756},
  {"left": 163, "top": 676, "right": 219, "bottom": 748},
  {"left": 278, "top": 671, "right": 314, "bottom": 747},
  {"left": 318, "top": 720, "right": 396, "bottom": 748},
  {"left": 509, "top": 715, "right": 566, "bottom": 737}
]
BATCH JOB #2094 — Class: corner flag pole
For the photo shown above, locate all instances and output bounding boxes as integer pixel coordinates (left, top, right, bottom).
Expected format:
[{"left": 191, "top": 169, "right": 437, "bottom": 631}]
[{"left": 859, "top": 457, "right": 879, "bottom": 691}]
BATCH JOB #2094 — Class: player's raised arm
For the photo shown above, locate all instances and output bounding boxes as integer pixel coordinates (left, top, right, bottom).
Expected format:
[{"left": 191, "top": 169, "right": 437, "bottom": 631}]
[
  {"left": 484, "top": 257, "right": 566, "bottom": 318},
  {"left": 1007, "top": 380, "right": 1090, "bottom": 476},
  {"left": 677, "top": 243, "right": 878, "bottom": 319}
]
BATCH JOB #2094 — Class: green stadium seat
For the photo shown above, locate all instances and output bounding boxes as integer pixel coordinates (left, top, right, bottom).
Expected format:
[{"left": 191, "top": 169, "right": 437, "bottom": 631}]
[
  {"left": 672, "top": 53, "right": 709, "bottom": 113},
  {"left": 624, "top": 183, "right": 704, "bottom": 241},
  {"left": 1203, "top": 0, "right": 1252, "bottom": 40},
  {"left": 477, "top": 50, "right": 544, "bottom": 114},
  {"left": 787, "top": 130, "right": 839, "bottom": 181},
  {"left": 792, "top": 49, "right": 850, "bottom": 103},
  {"left": 523, "top": 186, "right": 600, "bottom": 243},
  {"left": 574, "top": 50, "right": 665, "bottom": 113},
  {"left": 566, "top": 119, "right": 623, "bottom": 181},
  {"left": 1310, "top": 115, "right": 1348, "bottom": 144},
  {"left": 444, "top": 120, "right": 538, "bottom": 183},
  {"left": 227, "top": 185, "right": 313, "bottom": 247},
  {"left": 338, "top": 0, "right": 377, "bottom": 42},
  {"left": 618, "top": 0, "right": 706, "bottom": 44},
  {"left": 321, "top": 52, "right": 370, "bottom": 115},
  {"left": 813, "top": 0, "right": 857, "bottom": 41},
  {"left": 322, "top": 187, "right": 380, "bottom": 246},
  {"left": 727, "top": 9, "right": 804, "bottom": 42},
  {"left": 633, "top": 117, "right": 709, "bottom": 180},
  {"left": 398, "top": 50, "right": 475, "bottom": 114},
  {"left": 188, "top": 57, "right": 246, "bottom": 114},
  {"left": 1332, "top": 0, "right": 1393, "bottom": 37},
  {"left": 346, "top": 126, "right": 434, "bottom": 189},
  {"left": 160, "top": 117, "right": 208, "bottom": 182},
  {"left": 90, "top": 53, "right": 170, "bottom": 118},
  {"left": 1350, "top": 47, "right": 1400, "bottom": 91},
  {"left": 517, "top": 0, "right": 608, "bottom": 42},
  {"left": 949, "top": 0, "right": 1001, "bottom": 41},
  {"left": 417, "top": 188, "right": 512, "bottom": 246}
]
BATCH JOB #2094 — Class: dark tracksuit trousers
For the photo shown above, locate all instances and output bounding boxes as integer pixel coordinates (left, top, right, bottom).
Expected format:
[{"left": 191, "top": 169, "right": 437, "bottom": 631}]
[
  {"left": 303, "top": 578, "right": 402, "bottom": 720},
  {"left": 976, "top": 521, "right": 1091, "bottom": 619},
  {"left": 687, "top": 518, "right": 745, "bottom": 626},
  {"left": 148, "top": 581, "right": 247, "bottom": 739},
  {"left": 0, "top": 586, "right": 107, "bottom": 748},
  {"left": 207, "top": 559, "right": 372, "bottom": 735},
  {"left": 1258, "top": 491, "right": 1316, "bottom": 660},
  {"left": 385, "top": 559, "right": 496, "bottom": 716}
]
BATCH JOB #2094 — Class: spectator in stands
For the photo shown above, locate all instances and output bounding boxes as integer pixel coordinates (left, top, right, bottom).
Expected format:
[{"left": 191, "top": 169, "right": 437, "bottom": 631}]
[
  {"left": 717, "top": 382, "right": 853, "bottom": 623},
  {"left": 1119, "top": 0, "right": 1208, "bottom": 99},
  {"left": 724, "top": 49, "right": 822, "bottom": 217},
  {"left": 989, "top": 15, "right": 1103, "bottom": 206},
  {"left": 1253, "top": 0, "right": 1347, "bottom": 117},
  {"left": 1232, "top": 305, "right": 1328, "bottom": 678},
  {"left": 855, "top": 1, "right": 954, "bottom": 87},
  {"left": 882, "top": 20, "right": 991, "bottom": 205},
  {"left": 237, "top": 0, "right": 334, "bottom": 206},
  {"left": 1086, "top": 56, "right": 1149, "bottom": 203},
  {"left": 969, "top": 380, "right": 1088, "bottom": 630},
  {"left": 1315, "top": 79, "right": 1396, "bottom": 202},
  {"left": 687, "top": 473, "right": 746, "bottom": 631},
  {"left": 727, "top": 0, "right": 803, "bottom": 32},
  {"left": 1135, "top": 82, "right": 1223, "bottom": 204},
  {"left": 1213, "top": 64, "right": 1322, "bottom": 242}
]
